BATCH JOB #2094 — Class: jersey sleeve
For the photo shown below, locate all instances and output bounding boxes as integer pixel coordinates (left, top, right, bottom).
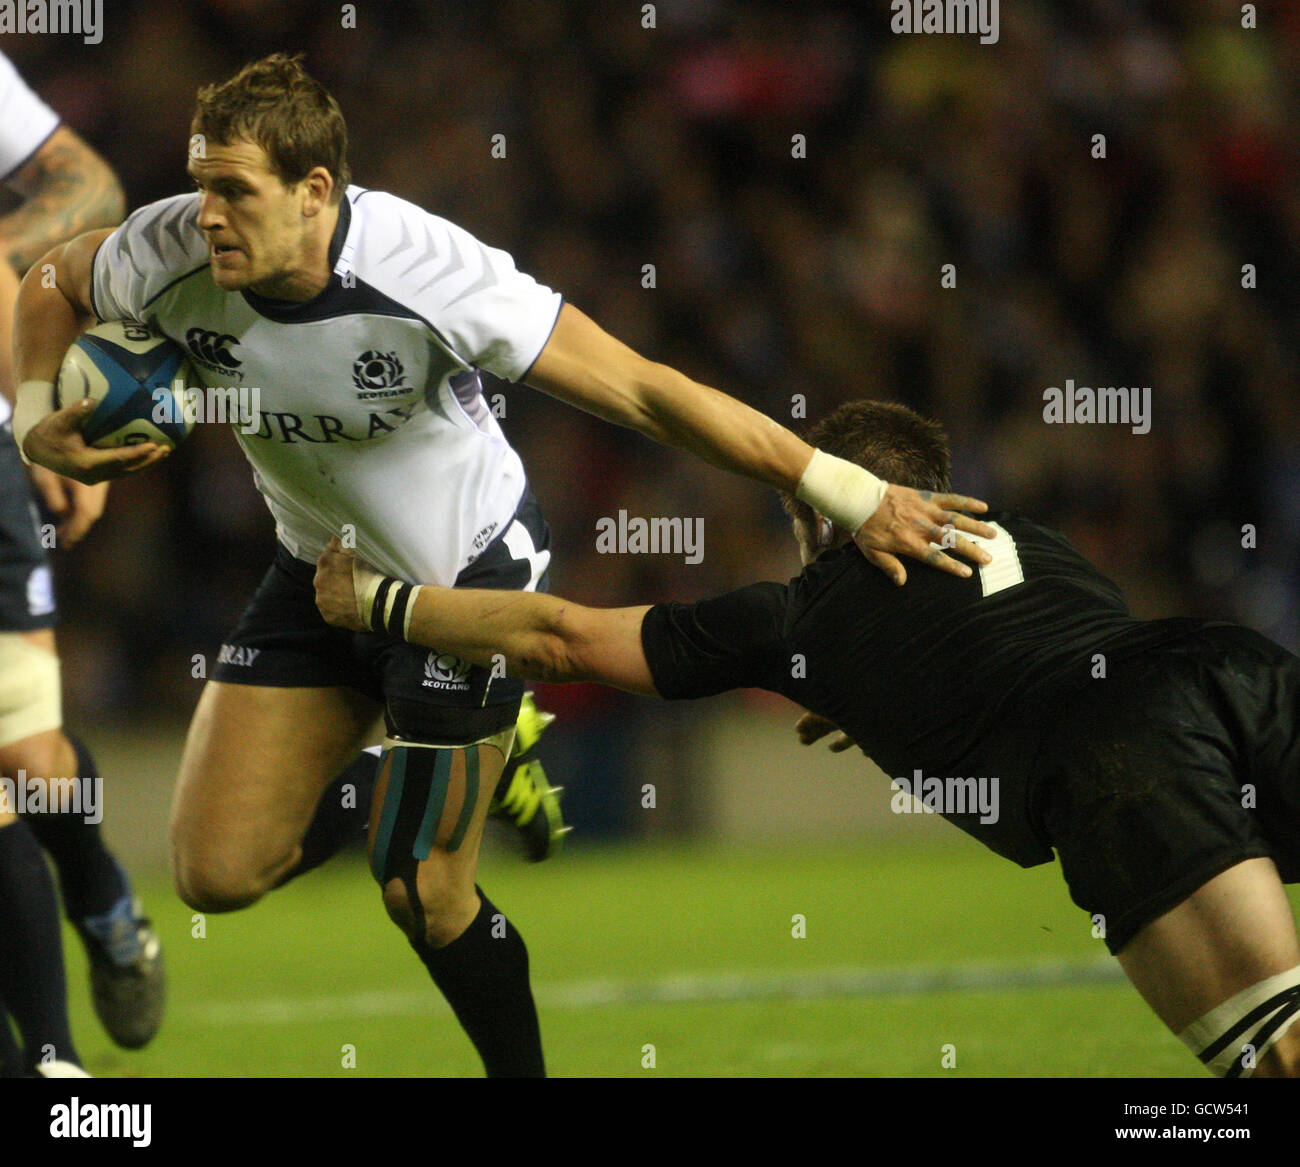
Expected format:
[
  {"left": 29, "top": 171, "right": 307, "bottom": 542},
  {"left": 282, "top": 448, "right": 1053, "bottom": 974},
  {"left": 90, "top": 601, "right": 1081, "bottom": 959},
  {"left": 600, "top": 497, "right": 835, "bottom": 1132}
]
[
  {"left": 640, "top": 582, "right": 791, "bottom": 700},
  {"left": 91, "top": 193, "right": 207, "bottom": 322},
  {"left": 0, "top": 52, "right": 60, "bottom": 181},
  {"left": 357, "top": 192, "right": 562, "bottom": 382}
]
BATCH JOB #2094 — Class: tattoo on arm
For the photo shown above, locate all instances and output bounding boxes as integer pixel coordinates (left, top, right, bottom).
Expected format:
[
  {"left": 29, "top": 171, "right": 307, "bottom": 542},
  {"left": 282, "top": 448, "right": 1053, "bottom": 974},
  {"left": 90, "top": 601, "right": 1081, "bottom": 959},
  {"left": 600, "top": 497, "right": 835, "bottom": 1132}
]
[{"left": 0, "top": 129, "right": 125, "bottom": 273}]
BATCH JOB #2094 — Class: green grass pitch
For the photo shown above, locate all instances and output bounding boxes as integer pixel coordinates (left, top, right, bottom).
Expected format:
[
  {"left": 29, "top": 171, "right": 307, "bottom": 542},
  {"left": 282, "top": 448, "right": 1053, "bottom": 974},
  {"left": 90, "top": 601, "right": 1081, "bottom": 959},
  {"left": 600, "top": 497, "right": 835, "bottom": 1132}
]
[{"left": 62, "top": 837, "right": 1300, "bottom": 1078}]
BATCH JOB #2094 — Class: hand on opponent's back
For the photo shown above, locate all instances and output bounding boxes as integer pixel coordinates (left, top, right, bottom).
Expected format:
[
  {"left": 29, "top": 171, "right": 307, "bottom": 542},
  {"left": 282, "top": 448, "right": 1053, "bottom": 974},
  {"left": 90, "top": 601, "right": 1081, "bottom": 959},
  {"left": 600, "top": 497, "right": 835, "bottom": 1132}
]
[{"left": 853, "top": 485, "right": 995, "bottom": 586}]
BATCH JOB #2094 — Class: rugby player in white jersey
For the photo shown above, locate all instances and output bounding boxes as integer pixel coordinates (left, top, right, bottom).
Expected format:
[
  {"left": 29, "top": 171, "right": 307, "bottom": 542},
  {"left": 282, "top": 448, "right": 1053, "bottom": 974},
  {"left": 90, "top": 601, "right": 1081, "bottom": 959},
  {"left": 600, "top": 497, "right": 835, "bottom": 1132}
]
[
  {"left": 0, "top": 50, "right": 163, "bottom": 1074},
  {"left": 12, "top": 54, "right": 994, "bottom": 1076}
]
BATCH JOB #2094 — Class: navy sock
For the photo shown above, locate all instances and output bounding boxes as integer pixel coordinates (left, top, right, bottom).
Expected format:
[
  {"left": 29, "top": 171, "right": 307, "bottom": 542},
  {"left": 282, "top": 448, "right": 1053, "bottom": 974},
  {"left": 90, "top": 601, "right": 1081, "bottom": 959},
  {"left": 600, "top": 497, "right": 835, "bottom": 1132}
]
[
  {"left": 276, "top": 750, "right": 378, "bottom": 887},
  {"left": 410, "top": 888, "right": 545, "bottom": 1078},
  {"left": 0, "top": 820, "right": 80, "bottom": 1071},
  {"left": 21, "top": 734, "right": 126, "bottom": 920}
]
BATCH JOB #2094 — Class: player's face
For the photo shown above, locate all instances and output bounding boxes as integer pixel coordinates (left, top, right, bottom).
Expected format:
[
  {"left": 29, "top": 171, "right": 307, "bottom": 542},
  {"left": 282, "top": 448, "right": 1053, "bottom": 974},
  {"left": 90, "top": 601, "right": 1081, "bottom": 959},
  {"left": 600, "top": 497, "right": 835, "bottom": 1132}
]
[{"left": 187, "top": 138, "right": 326, "bottom": 298}]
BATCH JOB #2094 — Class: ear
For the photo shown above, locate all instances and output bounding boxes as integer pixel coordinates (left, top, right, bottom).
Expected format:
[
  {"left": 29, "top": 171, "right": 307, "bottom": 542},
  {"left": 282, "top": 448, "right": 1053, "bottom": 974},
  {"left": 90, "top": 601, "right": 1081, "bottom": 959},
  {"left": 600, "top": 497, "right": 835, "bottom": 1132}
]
[{"left": 300, "top": 166, "right": 335, "bottom": 216}]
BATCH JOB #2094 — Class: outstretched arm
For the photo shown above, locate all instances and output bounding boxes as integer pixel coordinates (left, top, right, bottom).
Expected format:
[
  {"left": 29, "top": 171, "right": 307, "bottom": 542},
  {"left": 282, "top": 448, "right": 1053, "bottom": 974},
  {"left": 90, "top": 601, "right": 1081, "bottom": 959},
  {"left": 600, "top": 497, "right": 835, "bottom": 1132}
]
[
  {"left": 314, "top": 540, "right": 658, "bottom": 695},
  {"left": 525, "top": 303, "right": 994, "bottom": 585}
]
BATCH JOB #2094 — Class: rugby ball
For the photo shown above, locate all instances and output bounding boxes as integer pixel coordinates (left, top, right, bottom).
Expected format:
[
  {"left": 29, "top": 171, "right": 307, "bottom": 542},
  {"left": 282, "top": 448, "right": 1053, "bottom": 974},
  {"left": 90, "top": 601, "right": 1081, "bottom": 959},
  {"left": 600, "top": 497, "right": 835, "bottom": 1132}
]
[{"left": 56, "top": 320, "right": 194, "bottom": 449}]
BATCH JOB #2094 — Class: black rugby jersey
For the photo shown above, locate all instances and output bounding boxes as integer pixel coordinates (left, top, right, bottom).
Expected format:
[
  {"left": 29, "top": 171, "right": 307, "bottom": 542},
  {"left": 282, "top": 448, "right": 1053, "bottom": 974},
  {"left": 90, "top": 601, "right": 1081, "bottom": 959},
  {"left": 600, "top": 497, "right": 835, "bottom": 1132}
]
[{"left": 640, "top": 512, "right": 1219, "bottom": 866}]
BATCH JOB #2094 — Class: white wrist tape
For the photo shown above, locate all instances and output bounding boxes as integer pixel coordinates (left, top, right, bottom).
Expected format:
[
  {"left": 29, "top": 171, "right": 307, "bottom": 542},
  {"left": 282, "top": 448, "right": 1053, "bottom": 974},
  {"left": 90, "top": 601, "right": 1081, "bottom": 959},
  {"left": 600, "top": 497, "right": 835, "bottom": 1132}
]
[
  {"left": 352, "top": 556, "right": 386, "bottom": 628},
  {"left": 352, "top": 556, "right": 423, "bottom": 639},
  {"left": 795, "top": 449, "right": 888, "bottom": 534},
  {"left": 12, "top": 380, "right": 55, "bottom": 466}
]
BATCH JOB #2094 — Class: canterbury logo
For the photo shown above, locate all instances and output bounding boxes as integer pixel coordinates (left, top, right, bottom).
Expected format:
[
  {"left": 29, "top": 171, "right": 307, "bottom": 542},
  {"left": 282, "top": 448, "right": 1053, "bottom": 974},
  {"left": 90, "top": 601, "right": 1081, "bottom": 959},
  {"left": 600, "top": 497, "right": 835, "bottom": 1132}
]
[{"left": 185, "top": 328, "right": 242, "bottom": 371}]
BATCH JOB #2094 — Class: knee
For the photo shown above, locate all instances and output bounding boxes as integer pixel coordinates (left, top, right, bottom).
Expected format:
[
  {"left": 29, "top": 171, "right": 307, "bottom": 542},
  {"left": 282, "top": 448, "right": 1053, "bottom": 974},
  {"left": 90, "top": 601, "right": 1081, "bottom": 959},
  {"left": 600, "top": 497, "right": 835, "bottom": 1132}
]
[
  {"left": 0, "top": 729, "right": 72, "bottom": 785},
  {"left": 380, "top": 877, "right": 421, "bottom": 939},
  {"left": 171, "top": 845, "right": 273, "bottom": 913},
  {"left": 381, "top": 865, "right": 478, "bottom": 947}
]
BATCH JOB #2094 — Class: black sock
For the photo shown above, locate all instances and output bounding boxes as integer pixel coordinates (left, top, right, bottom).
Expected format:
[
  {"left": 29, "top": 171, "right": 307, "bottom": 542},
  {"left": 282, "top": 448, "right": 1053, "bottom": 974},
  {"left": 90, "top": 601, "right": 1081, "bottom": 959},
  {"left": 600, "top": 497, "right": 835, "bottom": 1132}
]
[
  {"left": 21, "top": 734, "right": 126, "bottom": 920},
  {"left": 411, "top": 888, "right": 545, "bottom": 1078},
  {"left": 0, "top": 820, "right": 80, "bottom": 1071},
  {"left": 276, "top": 750, "right": 378, "bottom": 887}
]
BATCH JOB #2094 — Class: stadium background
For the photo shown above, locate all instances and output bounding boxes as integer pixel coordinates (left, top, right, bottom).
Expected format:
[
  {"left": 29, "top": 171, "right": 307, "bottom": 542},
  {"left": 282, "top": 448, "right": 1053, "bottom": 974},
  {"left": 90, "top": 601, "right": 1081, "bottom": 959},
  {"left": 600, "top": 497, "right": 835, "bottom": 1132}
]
[{"left": 4, "top": 0, "right": 1300, "bottom": 1077}]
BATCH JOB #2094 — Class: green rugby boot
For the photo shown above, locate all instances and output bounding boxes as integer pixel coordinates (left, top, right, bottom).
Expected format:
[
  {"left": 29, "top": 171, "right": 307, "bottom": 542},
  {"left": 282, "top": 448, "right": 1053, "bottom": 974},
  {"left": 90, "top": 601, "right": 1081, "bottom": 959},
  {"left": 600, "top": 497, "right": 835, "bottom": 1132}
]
[{"left": 490, "top": 692, "right": 568, "bottom": 861}]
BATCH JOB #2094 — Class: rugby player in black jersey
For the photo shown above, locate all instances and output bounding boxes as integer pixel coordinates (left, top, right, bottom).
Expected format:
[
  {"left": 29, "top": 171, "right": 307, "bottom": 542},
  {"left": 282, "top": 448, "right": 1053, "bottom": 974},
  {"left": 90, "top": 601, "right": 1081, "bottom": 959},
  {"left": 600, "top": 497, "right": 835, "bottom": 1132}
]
[{"left": 315, "top": 400, "right": 1300, "bottom": 1078}]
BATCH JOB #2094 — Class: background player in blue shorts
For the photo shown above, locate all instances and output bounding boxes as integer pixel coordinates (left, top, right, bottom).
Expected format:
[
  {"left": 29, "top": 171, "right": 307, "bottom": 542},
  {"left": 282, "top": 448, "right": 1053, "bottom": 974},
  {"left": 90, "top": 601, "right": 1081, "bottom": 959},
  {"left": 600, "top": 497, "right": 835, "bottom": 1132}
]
[{"left": 0, "top": 50, "right": 163, "bottom": 1074}]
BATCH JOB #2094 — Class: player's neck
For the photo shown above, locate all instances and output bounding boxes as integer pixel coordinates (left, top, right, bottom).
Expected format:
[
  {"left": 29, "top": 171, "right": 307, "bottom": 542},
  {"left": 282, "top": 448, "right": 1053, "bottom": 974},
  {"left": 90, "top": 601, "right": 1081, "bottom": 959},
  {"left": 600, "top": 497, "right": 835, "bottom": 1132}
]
[{"left": 248, "top": 202, "right": 341, "bottom": 302}]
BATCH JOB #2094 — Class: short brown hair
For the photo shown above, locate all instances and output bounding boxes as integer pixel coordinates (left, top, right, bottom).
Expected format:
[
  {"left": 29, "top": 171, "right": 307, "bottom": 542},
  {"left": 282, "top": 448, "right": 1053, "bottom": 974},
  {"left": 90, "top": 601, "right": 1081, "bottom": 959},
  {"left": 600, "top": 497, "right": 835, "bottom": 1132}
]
[
  {"left": 782, "top": 400, "right": 952, "bottom": 541},
  {"left": 192, "top": 53, "right": 350, "bottom": 201}
]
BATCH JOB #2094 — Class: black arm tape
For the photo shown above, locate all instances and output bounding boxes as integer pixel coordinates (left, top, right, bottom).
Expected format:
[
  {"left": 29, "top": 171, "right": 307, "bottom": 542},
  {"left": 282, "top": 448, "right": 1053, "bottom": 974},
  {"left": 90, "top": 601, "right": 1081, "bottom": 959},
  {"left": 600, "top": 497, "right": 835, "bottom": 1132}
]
[{"left": 367, "top": 577, "right": 416, "bottom": 638}]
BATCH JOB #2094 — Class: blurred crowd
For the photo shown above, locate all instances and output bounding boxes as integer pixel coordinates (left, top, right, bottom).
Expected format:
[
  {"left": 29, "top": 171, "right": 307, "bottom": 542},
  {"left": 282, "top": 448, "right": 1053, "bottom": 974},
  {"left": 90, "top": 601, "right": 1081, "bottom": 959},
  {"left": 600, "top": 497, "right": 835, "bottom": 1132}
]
[{"left": 4, "top": 0, "right": 1298, "bottom": 831}]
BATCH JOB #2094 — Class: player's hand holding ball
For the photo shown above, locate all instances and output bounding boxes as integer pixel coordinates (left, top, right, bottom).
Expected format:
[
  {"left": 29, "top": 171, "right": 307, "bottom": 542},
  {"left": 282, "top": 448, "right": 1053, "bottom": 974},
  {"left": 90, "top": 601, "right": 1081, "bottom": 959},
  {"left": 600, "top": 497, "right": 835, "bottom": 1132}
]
[
  {"left": 21, "top": 396, "right": 170, "bottom": 485},
  {"left": 19, "top": 320, "right": 192, "bottom": 485}
]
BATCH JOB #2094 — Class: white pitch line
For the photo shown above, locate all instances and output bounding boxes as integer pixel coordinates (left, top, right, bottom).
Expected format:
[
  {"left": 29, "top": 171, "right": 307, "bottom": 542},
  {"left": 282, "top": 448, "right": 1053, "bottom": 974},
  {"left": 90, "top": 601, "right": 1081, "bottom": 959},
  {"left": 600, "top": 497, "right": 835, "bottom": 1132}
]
[{"left": 187, "top": 957, "right": 1126, "bottom": 1026}]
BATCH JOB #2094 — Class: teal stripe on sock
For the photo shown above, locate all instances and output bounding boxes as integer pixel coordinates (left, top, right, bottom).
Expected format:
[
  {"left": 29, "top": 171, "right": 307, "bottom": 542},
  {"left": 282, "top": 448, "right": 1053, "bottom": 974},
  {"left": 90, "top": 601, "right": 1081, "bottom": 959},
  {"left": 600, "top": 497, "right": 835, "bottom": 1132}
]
[
  {"left": 445, "top": 748, "right": 480, "bottom": 852},
  {"left": 369, "top": 747, "right": 407, "bottom": 881},
  {"left": 412, "top": 750, "right": 452, "bottom": 861}
]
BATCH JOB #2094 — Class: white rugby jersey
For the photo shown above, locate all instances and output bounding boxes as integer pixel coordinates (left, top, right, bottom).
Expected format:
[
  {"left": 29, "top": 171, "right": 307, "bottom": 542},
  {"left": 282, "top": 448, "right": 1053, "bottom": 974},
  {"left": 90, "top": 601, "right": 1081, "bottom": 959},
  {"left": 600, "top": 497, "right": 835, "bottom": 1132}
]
[
  {"left": 0, "top": 50, "right": 61, "bottom": 426},
  {"left": 91, "top": 188, "right": 563, "bottom": 585},
  {"left": 0, "top": 51, "right": 60, "bottom": 180}
]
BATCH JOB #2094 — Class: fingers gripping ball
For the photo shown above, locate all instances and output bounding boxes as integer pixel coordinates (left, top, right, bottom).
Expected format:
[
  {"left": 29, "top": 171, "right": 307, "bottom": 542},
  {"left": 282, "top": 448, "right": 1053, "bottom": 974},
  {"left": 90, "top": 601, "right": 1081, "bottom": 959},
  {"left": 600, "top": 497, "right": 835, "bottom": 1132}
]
[{"left": 56, "top": 320, "right": 195, "bottom": 449}]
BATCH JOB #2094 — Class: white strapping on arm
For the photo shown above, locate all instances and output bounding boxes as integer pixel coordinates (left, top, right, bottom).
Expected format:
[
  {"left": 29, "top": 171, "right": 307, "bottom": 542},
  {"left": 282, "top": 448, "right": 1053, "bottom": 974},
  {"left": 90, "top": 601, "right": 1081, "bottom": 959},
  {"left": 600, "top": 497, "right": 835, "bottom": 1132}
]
[
  {"left": 352, "top": 555, "right": 386, "bottom": 628},
  {"left": 12, "top": 380, "right": 55, "bottom": 466},
  {"left": 795, "top": 449, "right": 889, "bottom": 534},
  {"left": 350, "top": 554, "right": 424, "bottom": 640}
]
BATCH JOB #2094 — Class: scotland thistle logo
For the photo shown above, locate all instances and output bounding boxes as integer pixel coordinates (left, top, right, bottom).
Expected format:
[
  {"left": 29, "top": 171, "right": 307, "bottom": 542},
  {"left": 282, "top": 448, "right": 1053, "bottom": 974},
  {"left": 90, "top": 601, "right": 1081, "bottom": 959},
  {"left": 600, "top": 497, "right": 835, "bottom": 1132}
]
[
  {"left": 422, "top": 652, "right": 471, "bottom": 690},
  {"left": 352, "top": 351, "right": 408, "bottom": 399}
]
